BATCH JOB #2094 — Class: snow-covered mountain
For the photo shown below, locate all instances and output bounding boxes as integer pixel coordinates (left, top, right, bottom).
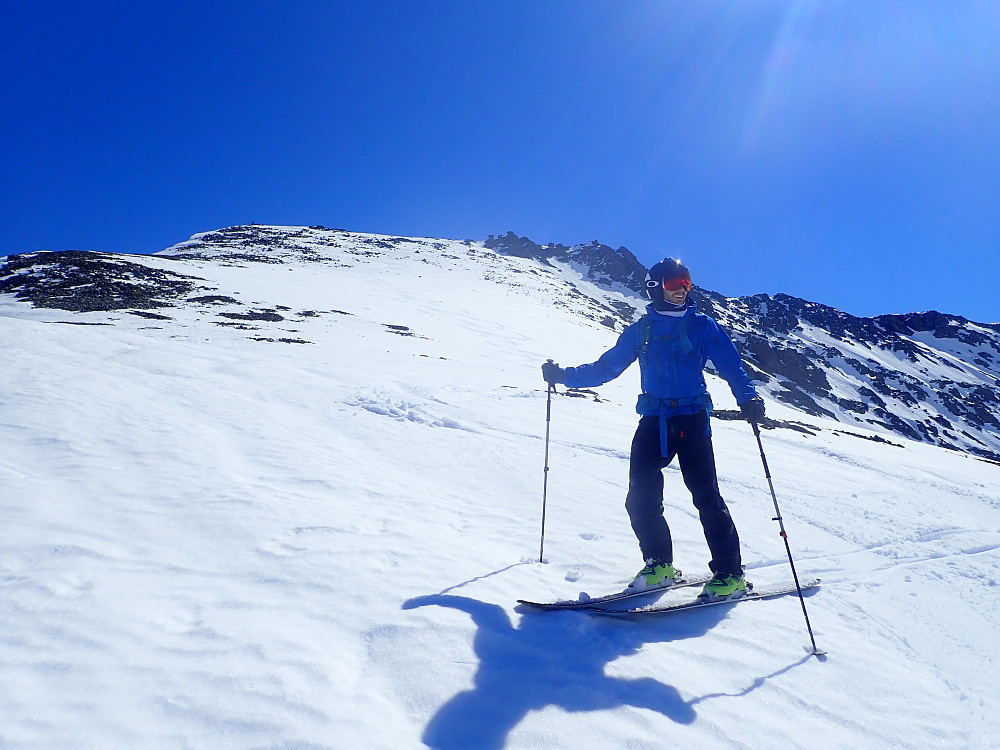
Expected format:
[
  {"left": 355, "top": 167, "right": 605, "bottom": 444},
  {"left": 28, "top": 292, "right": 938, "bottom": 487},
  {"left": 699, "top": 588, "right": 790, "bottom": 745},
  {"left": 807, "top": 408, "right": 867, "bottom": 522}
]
[
  {"left": 697, "top": 292, "right": 1000, "bottom": 463},
  {"left": 482, "top": 230, "right": 1000, "bottom": 464},
  {"left": 4, "top": 224, "right": 998, "bottom": 467},
  {"left": 2, "top": 225, "right": 1000, "bottom": 749}
]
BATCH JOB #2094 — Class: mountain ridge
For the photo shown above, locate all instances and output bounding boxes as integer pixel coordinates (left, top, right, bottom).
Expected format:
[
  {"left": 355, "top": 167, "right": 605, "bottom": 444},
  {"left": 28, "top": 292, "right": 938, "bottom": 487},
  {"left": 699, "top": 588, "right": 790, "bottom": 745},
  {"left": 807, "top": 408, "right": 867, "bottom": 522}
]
[{"left": 2, "top": 224, "right": 998, "bottom": 463}]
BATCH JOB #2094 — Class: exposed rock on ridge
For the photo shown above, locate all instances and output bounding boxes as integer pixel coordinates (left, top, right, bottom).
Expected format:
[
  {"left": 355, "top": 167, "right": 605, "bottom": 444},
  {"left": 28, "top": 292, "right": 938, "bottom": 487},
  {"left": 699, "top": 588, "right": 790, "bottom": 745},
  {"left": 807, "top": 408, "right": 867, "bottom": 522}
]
[
  {"left": 2, "top": 225, "right": 997, "bottom": 463},
  {"left": 485, "top": 231, "right": 647, "bottom": 294}
]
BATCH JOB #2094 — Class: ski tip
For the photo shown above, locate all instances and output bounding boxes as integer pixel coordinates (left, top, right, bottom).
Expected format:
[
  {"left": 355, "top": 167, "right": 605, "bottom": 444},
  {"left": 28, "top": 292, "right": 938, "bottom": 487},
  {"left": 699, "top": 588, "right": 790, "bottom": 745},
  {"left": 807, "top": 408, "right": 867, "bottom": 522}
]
[{"left": 802, "top": 579, "right": 822, "bottom": 596}]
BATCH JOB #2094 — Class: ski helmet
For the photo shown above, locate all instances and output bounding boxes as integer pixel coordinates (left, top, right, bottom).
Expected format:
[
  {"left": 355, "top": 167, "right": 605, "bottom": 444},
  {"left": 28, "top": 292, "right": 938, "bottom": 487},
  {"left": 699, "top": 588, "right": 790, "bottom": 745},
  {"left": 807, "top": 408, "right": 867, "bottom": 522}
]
[{"left": 645, "top": 258, "right": 691, "bottom": 303}]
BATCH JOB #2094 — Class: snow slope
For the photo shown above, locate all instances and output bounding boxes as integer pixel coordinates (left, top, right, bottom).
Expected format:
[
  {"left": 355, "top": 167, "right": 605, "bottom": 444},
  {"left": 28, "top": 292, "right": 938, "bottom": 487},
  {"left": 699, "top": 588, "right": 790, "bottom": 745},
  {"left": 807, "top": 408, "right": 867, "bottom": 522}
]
[{"left": 2, "top": 227, "right": 999, "bottom": 749}]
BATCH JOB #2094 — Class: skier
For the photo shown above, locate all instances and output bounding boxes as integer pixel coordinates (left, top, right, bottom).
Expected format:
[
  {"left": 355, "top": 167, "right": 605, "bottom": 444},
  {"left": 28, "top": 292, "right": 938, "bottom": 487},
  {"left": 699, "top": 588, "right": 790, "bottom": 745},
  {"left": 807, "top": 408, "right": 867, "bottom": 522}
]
[{"left": 541, "top": 258, "right": 766, "bottom": 599}]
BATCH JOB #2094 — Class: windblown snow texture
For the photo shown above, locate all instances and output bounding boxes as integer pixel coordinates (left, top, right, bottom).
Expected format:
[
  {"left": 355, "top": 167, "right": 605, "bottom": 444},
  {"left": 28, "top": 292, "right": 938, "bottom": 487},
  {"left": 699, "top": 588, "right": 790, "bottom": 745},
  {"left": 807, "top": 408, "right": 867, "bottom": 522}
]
[{"left": 2, "top": 225, "right": 999, "bottom": 749}]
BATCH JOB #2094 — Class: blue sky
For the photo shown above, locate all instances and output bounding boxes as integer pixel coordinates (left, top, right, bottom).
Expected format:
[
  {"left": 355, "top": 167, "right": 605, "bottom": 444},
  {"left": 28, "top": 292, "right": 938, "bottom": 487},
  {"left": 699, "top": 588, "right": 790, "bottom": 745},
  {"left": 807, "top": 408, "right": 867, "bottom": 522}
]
[{"left": 3, "top": 1, "right": 999, "bottom": 322}]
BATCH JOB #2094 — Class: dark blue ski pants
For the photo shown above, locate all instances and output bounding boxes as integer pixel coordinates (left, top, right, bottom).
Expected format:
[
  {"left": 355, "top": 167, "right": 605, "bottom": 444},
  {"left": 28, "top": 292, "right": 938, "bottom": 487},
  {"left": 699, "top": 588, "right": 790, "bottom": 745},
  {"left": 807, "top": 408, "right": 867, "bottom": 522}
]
[{"left": 624, "top": 411, "right": 742, "bottom": 577}]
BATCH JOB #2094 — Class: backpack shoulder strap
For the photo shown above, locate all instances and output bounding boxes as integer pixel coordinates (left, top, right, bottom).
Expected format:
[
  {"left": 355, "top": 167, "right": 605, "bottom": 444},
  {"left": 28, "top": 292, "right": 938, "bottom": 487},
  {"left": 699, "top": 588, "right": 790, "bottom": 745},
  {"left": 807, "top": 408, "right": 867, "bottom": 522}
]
[{"left": 637, "top": 316, "right": 654, "bottom": 368}]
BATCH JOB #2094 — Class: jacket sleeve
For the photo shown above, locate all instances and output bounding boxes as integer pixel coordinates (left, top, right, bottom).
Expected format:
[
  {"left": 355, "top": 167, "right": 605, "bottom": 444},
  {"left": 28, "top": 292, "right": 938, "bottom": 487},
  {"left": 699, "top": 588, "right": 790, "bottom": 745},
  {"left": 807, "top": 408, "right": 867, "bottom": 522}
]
[
  {"left": 702, "top": 318, "right": 759, "bottom": 405},
  {"left": 563, "top": 323, "right": 640, "bottom": 388}
]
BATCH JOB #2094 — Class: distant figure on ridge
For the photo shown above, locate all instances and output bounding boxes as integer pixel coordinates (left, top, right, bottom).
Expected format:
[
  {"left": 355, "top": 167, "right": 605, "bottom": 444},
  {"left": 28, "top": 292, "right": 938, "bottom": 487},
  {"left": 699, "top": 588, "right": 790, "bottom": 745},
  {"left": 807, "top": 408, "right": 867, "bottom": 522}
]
[{"left": 542, "top": 258, "right": 766, "bottom": 599}]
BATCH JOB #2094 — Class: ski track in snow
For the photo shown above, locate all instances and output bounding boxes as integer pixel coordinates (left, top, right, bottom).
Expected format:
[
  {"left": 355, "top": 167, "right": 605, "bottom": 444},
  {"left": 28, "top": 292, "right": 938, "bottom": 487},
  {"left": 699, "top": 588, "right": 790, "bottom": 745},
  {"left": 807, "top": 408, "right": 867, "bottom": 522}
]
[{"left": 2, "top": 229, "right": 999, "bottom": 749}]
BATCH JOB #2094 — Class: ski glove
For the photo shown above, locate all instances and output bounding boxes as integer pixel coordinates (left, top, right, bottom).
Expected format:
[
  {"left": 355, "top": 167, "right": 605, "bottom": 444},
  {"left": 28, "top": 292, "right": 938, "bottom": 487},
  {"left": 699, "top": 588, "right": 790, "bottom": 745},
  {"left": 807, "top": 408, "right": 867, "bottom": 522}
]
[
  {"left": 541, "top": 360, "right": 565, "bottom": 385},
  {"left": 741, "top": 397, "right": 766, "bottom": 424}
]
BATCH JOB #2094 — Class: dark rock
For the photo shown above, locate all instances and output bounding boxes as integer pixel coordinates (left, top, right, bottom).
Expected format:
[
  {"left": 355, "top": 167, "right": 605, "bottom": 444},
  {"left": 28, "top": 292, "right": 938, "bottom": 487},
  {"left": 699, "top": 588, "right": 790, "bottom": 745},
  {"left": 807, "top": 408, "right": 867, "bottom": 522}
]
[
  {"left": 486, "top": 232, "right": 647, "bottom": 294},
  {"left": 0, "top": 251, "right": 199, "bottom": 311},
  {"left": 218, "top": 311, "right": 285, "bottom": 322}
]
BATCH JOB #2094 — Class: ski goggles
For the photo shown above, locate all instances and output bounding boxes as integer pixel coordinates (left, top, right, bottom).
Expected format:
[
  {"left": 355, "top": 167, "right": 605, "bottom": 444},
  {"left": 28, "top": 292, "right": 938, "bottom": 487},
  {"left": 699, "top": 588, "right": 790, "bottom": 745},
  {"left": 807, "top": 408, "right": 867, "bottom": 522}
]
[{"left": 662, "top": 277, "right": 692, "bottom": 292}]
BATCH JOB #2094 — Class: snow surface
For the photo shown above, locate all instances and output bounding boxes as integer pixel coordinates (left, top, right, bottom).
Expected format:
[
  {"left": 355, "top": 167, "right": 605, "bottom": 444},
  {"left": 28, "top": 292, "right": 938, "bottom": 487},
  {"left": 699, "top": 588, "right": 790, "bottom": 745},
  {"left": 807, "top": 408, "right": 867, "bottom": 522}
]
[{"left": 2, "top": 227, "right": 1000, "bottom": 749}]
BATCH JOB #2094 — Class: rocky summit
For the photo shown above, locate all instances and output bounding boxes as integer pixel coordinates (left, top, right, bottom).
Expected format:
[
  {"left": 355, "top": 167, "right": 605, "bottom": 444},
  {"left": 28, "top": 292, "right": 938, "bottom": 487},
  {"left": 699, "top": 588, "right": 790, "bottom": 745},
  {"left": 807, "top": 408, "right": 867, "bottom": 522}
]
[{"left": 2, "top": 224, "right": 998, "bottom": 463}]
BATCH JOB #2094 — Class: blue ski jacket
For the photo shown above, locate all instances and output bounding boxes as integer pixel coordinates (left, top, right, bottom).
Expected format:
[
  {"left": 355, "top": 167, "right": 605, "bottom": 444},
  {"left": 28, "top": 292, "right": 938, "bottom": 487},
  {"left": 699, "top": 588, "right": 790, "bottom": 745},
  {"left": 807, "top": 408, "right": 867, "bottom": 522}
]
[{"left": 563, "top": 300, "right": 758, "bottom": 455}]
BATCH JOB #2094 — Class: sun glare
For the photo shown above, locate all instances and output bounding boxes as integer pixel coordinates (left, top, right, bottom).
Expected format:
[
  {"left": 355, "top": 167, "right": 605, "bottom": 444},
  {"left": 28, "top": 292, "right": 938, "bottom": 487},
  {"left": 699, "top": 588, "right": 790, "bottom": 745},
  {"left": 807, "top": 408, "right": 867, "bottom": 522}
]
[{"left": 744, "top": 0, "right": 1000, "bottom": 155}]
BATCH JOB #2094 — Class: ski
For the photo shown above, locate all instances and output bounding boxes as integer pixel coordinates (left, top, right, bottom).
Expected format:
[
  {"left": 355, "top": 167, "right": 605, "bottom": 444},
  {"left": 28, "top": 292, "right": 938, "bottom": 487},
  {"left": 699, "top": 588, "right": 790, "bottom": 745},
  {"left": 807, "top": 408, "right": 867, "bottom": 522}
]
[
  {"left": 517, "top": 572, "right": 716, "bottom": 610},
  {"left": 581, "top": 578, "right": 821, "bottom": 616}
]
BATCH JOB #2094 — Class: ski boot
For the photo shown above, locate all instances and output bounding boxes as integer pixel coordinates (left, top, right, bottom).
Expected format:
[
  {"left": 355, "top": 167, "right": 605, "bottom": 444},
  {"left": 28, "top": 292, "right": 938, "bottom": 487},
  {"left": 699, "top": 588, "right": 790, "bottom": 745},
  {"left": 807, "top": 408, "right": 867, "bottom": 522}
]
[
  {"left": 699, "top": 572, "right": 748, "bottom": 600},
  {"left": 627, "top": 559, "right": 678, "bottom": 592}
]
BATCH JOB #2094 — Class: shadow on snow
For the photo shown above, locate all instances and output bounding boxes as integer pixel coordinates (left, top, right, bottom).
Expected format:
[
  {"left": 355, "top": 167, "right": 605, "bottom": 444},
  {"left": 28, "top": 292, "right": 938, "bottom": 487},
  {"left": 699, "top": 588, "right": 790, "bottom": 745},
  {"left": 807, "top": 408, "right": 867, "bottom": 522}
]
[{"left": 403, "top": 587, "right": 740, "bottom": 750}]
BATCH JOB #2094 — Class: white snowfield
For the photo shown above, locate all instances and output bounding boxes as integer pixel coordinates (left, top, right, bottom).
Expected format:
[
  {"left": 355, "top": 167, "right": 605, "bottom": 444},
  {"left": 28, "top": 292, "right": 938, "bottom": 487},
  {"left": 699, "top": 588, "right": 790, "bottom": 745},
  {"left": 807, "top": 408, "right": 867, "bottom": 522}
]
[{"left": 2, "top": 226, "right": 998, "bottom": 749}]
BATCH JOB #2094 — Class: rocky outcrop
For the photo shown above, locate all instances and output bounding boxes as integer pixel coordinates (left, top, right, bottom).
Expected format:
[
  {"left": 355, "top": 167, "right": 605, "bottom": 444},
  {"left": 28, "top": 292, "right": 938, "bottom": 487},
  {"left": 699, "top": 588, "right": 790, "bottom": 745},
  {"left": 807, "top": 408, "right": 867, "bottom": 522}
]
[
  {"left": 0, "top": 250, "right": 199, "bottom": 311},
  {"left": 486, "top": 232, "right": 647, "bottom": 294}
]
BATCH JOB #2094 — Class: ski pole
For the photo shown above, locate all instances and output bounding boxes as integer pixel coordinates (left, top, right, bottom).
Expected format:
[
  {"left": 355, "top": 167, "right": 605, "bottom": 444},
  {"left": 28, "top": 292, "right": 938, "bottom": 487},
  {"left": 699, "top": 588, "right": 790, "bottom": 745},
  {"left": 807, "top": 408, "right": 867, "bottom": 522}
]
[
  {"left": 539, "top": 368, "right": 555, "bottom": 563},
  {"left": 751, "top": 421, "right": 826, "bottom": 656}
]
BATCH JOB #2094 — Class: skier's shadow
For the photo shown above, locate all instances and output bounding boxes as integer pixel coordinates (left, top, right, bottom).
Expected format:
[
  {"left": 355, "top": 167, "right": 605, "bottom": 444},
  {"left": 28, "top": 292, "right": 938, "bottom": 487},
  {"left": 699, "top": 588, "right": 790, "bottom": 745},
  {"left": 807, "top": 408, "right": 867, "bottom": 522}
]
[{"left": 402, "top": 590, "right": 727, "bottom": 750}]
